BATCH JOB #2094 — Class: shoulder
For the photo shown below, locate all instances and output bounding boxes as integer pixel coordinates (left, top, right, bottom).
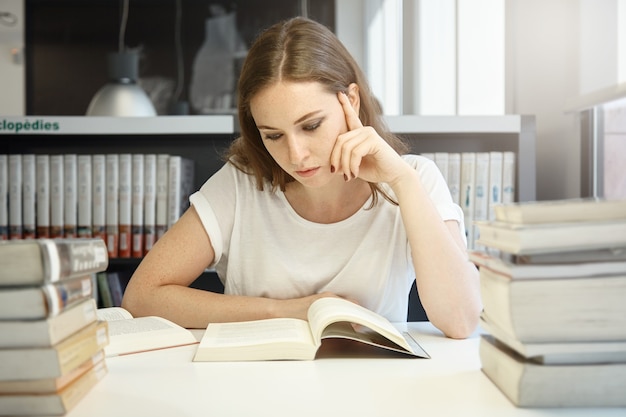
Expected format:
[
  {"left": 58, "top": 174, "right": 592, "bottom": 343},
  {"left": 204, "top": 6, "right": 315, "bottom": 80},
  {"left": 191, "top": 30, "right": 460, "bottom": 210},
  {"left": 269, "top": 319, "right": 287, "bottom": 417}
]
[{"left": 401, "top": 154, "right": 440, "bottom": 179}]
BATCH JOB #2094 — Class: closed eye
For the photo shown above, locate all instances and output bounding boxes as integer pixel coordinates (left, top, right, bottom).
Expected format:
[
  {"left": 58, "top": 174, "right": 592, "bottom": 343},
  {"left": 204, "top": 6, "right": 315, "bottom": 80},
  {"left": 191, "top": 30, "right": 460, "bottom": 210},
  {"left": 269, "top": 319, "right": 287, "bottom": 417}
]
[{"left": 303, "top": 119, "right": 323, "bottom": 132}]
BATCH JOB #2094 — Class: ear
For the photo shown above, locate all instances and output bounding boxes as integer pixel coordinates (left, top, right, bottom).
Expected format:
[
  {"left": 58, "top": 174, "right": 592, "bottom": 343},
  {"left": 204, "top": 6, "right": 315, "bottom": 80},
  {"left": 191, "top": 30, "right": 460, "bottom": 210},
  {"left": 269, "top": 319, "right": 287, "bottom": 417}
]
[{"left": 346, "top": 83, "right": 361, "bottom": 115}]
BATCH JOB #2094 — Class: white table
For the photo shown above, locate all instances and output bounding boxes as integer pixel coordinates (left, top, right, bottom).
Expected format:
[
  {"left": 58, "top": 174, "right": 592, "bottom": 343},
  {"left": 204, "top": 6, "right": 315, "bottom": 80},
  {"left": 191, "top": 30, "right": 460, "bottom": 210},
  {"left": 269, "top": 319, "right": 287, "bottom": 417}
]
[{"left": 66, "top": 322, "right": 625, "bottom": 417}]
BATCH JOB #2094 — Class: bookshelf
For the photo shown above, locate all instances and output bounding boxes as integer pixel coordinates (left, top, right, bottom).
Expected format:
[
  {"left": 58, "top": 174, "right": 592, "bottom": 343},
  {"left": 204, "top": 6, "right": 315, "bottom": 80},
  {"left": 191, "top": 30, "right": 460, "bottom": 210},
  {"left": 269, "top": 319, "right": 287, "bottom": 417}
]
[
  {"left": 1, "top": 114, "right": 535, "bottom": 314},
  {"left": 386, "top": 115, "right": 536, "bottom": 202}
]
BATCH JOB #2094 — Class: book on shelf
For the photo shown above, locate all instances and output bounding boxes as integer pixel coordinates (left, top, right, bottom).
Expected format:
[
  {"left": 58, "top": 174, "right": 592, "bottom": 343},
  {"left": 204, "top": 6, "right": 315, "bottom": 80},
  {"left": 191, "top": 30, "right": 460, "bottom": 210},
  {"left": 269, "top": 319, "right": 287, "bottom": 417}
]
[
  {"left": 0, "top": 320, "right": 108, "bottom": 381},
  {"left": 77, "top": 154, "right": 93, "bottom": 238},
  {"left": 49, "top": 154, "right": 64, "bottom": 239},
  {"left": 105, "top": 154, "right": 119, "bottom": 258},
  {"left": 479, "top": 334, "right": 626, "bottom": 407},
  {"left": 460, "top": 152, "right": 476, "bottom": 249},
  {"left": 474, "top": 218, "right": 626, "bottom": 255},
  {"left": 21, "top": 154, "right": 36, "bottom": 239},
  {"left": 0, "top": 298, "right": 98, "bottom": 348},
  {"left": 118, "top": 153, "right": 132, "bottom": 258},
  {"left": 96, "top": 306, "right": 198, "bottom": 357},
  {"left": 92, "top": 154, "right": 106, "bottom": 241},
  {"left": 501, "top": 151, "right": 515, "bottom": 204},
  {"left": 0, "top": 359, "right": 108, "bottom": 416},
  {"left": 63, "top": 154, "right": 78, "bottom": 238},
  {"left": 35, "top": 154, "right": 51, "bottom": 238},
  {"left": 472, "top": 152, "right": 490, "bottom": 250},
  {"left": 0, "top": 238, "right": 108, "bottom": 286},
  {"left": 0, "top": 155, "right": 8, "bottom": 240},
  {"left": 143, "top": 153, "right": 157, "bottom": 254},
  {"left": 478, "top": 262, "right": 626, "bottom": 343},
  {"left": 0, "top": 274, "right": 94, "bottom": 320},
  {"left": 447, "top": 153, "right": 461, "bottom": 206},
  {"left": 167, "top": 155, "right": 195, "bottom": 229},
  {"left": 0, "top": 350, "right": 104, "bottom": 394},
  {"left": 131, "top": 153, "right": 144, "bottom": 257},
  {"left": 487, "top": 151, "right": 503, "bottom": 221},
  {"left": 8, "top": 154, "right": 22, "bottom": 239},
  {"left": 479, "top": 315, "right": 626, "bottom": 365},
  {"left": 193, "top": 297, "right": 430, "bottom": 362},
  {"left": 155, "top": 153, "right": 170, "bottom": 240},
  {"left": 493, "top": 197, "right": 626, "bottom": 225}
]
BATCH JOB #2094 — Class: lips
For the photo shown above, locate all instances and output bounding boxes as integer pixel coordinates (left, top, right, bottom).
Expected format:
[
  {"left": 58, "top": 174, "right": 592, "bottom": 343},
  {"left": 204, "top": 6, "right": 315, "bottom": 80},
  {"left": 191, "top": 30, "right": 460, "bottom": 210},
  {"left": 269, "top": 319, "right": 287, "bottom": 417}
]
[{"left": 295, "top": 167, "right": 320, "bottom": 178}]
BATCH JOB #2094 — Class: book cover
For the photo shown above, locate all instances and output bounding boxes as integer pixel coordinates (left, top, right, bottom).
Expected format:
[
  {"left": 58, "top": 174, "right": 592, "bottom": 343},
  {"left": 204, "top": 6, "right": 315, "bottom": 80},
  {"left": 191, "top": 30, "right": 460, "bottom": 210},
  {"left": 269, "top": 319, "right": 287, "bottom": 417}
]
[
  {"left": 0, "top": 320, "right": 108, "bottom": 381},
  {"left": 494, "top": 197, "right": 626, "bottom": 225},
  {"left": 91, "top": 154, "right": 106, "bottom": 241},
  {"left": 167, "top": 156, "right": 195, "bottom": 229},
  {"left": 0, "top": 359, "right": 108, "bottom": 416},
  {"left": 131, "top": 154, "right": 144, "bottom": 258},
  {"left": 8, "top": 154, "right": 23, "bottom": 240},
  {"left": 0, "top": 350, "right": 104, "bottom": 394},
  {"left": 0, "top": 298, "right": 98, "bottom": 349},
  {"left": 155, "top": 154, "right": 170, "bottom": 240},
  {"left": 479, "top": 334, "right": 626, "bottom": 407},
  {"left": 105, "top": 154, "right": 119, "bottom": 258},
  {"left": 143, "top": 154, "right": 157, "bottom": 254},
  {"left": 118, "top": 154, "right": 132, "bottom": 258},
  {"left": 35, "top": 154, "right": 51, "bottom": 238},
  {"left": 0, "top": 275, "right": 94, "bottom": 320},
  {"left": 475, "top": 219, "right": 626, "bottom": 255},
  {"left": 63, "top": 154, "right": 78, "bottom": 238},
  {"left": 193, "top": 297, "right": 429, "bottom": 362},
  {"left": 0, "top": 155, "right": 7, "bottom": 240},
  {"left": 49, "top": 154, "right": 65, "bottom": 239},
  {"left": 21, "top": 154, "right": 36, "bottom": 239},
  {"left": 0, "top": 238, "right": 109, "bottom": 286},
  {"left": 77, "top": 154, "right": 93, "bottom": 238},
  {"left": 447, "top": 153, "right": 461, "bottom": 206},
  {"left": 479, "top": 265, "right": 626, "bottom": 343}
]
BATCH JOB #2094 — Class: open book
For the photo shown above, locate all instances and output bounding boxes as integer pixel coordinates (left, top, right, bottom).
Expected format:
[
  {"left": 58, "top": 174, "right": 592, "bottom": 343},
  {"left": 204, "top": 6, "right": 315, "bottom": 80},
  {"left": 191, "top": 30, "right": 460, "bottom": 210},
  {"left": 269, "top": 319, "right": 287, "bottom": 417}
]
[
  {"left": 193, "top": 297, "right": 430, "bottom": 362},
  {"left": 96, "top": 307, "right": 198, "bottom": 357}
]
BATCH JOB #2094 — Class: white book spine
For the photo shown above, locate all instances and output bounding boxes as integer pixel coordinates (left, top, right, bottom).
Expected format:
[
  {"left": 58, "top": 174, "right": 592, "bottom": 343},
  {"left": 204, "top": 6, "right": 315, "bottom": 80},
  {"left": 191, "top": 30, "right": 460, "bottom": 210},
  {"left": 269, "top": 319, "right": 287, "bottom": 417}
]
[
  {"left": 21, "top": 154, "right": 36, "bottom": 239},
  {"left": 92, "top": 154, "right": 106, "bottom": 240},
  {"left": 0, "top": 155, "right": 8, "bottom": 239},
  {"left": 473, "top": 152, "right": 490, "bottom": 251},
  {"left": 49, "top": 154, "right": 64, "bottom": 238},
  {"left": 63, "top": 154, "right": 78, "bottom": 238},
  {"left": 131, "top": 154, "right": 144, "bottom": 258},
  {"left": 143, "top": 154, "right": 157, "bottom": 254},
  {"left": 35, "top": 154, "right": 50, "bottom": 238},
  {"left": 167, "top": 156, "right": 182, "bottom": 229},
  {"left": 8, "top": 154, "right": 22, "bottom": 239},
  {"left": 502, "top": 151, "right": 516, "bottom": 204},
  {"left": 105, "top": 154, "right": 120, "bottom": 258},
  {"left": 155, "top": 154, "right": 170, "bottom": 239},
  {"left": 434, "top": 152, "right": 449, "bottom": 184},
  {"left": 447, "top": 153, "right": 461, "bottom": 206},
  {"left": 487, "top": 151, "right": 503, "bottom": 220},
  {"left": 118, "top": 154, "right": 132, "bottom": 258},
  {"left": 77, "top": 154, "right": 93, "bottom": 238},
  {"left": 460, "top": 152, "right": 476, "bottom": 249}
]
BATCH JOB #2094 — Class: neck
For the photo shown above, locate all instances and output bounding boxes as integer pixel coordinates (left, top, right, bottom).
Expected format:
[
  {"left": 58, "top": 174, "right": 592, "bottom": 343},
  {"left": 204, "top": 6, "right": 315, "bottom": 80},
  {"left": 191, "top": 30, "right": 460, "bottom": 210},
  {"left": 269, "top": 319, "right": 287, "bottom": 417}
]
[{"left": 284, "top": 177, "right": 372, "bottom": 224}]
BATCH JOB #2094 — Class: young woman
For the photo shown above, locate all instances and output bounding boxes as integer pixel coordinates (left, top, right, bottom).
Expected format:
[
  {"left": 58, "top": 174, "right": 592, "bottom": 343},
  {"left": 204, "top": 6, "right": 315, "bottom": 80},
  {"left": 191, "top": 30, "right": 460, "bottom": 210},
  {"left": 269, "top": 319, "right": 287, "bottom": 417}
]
[{"left": 122, "top": 17, "right": 481, "bottom": 339}]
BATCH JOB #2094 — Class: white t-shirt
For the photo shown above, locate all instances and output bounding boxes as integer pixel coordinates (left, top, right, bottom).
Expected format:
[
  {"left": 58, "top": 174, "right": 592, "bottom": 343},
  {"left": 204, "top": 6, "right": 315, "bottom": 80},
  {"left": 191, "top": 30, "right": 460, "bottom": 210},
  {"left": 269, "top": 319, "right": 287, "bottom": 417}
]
[{"left": 189, "top": 154, "right": 465, "bottom": 322}]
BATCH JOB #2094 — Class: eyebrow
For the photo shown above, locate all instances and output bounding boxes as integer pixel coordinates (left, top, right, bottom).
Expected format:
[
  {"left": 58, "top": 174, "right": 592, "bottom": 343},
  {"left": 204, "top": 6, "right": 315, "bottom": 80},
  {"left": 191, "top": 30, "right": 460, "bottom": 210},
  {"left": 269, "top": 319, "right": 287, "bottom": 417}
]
[{"left": 256, "top": 110, "right": 324, "bottom": 130}]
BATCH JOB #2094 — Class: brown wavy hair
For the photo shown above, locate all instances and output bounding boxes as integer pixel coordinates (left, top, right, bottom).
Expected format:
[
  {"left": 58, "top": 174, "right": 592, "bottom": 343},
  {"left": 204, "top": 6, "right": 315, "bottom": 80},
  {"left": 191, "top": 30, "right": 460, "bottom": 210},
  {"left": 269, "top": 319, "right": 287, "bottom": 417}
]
[{"left": 226, "top": 16, "right": 408, "bottom": 206}]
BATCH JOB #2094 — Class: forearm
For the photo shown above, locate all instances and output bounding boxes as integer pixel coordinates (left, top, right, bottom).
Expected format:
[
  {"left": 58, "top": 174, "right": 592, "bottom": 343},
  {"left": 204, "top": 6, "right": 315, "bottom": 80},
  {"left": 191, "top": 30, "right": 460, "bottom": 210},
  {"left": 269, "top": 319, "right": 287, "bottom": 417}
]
[{"left": 390, "top": 168, "right": 482, "bottom": 339}]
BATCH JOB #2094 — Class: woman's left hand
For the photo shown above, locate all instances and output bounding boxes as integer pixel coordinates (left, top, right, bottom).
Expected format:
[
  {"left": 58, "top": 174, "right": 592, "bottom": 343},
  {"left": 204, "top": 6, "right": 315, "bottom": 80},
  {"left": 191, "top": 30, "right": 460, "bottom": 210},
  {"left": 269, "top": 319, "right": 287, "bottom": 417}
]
[{"left": 330, "top": 91, "right": 408, "bottom": 186}]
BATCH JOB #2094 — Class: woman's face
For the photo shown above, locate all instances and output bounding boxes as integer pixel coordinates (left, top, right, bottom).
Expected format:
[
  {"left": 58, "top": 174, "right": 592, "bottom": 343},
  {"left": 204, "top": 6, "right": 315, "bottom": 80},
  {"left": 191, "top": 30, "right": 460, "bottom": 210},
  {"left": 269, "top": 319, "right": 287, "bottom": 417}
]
[{"left": 250, "top": 80, "right": 357, "bottom": 189}]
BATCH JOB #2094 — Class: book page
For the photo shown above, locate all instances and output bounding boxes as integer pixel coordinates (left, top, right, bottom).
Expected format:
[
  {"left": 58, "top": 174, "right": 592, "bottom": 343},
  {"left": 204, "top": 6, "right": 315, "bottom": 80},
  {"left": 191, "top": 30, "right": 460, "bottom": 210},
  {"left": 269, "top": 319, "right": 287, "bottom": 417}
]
[
  {"left": 103, "top": 316, "right": 197, "bottom": 357},
  {"left": 96, "top": 306, "right": 133, "bottom": 321},
  {"left": 306, "top": 298, "right": 413, "bottom": 353},
  {"left": 200, "top": 318, "right": 314, "bottom": 348}
]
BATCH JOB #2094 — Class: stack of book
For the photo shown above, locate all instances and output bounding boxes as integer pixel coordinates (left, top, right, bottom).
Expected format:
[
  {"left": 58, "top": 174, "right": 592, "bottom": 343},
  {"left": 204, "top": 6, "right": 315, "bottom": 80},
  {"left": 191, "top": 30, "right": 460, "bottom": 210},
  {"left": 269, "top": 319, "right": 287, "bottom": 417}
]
[
  {"left": 0, "top": 238, "right": 111, "bottom": 416},
  {"left": 471, "top": 198, "right": 626, "bottom": 407}
]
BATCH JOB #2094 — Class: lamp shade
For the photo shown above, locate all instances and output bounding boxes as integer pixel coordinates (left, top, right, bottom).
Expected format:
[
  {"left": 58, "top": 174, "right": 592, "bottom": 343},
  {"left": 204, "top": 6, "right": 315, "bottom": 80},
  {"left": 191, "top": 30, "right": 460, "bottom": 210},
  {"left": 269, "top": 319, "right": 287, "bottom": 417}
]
[{"left": 86, "top": 51, "right": 157, "bottom": 116}]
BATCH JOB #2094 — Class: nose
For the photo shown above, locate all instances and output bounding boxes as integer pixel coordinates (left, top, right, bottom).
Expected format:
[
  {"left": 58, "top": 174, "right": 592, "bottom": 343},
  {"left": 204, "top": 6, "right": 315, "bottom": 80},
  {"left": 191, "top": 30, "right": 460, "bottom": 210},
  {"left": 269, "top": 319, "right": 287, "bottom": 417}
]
[{"left": 287, "top": 135, "right": 310, "bottom": 165}]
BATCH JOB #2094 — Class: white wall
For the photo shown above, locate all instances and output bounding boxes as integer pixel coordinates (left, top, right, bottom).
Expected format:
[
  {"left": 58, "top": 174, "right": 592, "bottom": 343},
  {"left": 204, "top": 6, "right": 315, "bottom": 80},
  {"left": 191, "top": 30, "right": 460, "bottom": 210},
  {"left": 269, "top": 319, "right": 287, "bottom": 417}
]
[
  {"left": 505, "top": 0, "right": 581, "bottom": 200},
  {"left": 0, "top": 0, "right": 25, "bottom": 115}
]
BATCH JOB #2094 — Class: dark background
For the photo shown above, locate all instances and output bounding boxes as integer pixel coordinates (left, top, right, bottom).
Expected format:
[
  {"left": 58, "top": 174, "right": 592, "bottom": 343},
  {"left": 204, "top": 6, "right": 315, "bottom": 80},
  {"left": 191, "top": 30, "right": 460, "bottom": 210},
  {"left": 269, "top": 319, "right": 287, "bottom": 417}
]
[{"left": 25, "top": 0, "right": 335, "bottom": 115}]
